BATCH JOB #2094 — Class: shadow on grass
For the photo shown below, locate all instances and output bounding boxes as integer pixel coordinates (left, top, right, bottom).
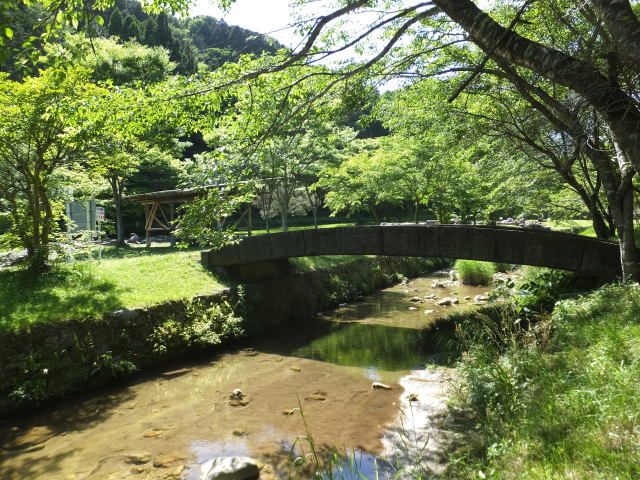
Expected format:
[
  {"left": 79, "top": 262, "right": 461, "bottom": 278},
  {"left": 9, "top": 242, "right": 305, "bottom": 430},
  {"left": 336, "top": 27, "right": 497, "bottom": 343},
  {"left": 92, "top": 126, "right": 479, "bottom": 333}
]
[{"left": 0, "top": 266, "right": 124, "bottom": 332}]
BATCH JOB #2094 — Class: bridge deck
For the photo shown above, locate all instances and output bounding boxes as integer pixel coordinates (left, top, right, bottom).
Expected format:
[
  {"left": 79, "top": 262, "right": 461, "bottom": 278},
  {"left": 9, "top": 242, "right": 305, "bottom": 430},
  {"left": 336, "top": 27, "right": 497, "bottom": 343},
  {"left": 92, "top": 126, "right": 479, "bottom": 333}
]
[{"left": 202, "top": 225, "right": 620, "bottom": 283}]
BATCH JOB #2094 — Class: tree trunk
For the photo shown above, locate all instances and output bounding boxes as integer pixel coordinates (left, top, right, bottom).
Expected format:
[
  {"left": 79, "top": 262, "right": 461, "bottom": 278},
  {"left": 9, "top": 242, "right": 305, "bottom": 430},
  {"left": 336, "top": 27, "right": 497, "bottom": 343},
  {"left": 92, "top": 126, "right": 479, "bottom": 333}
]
[
  {"left": 368, "top": 201, "right": 379, "bottom": 223},
  {"left": 304, "top": 185, "right": 319, "bottom": 229},
  {"left": 28, "top": 172, "right": 49, "bottom": 273},
  {"left": 110, "top": 176, "right": 125, "bottom": 246},
  {"left": 590, "top": 204, "right": 613, "bottom": 240},
  {"left": 433, "top": 0, "right": 640, "bottom": 176},
  {"left": 590, "top": 0, "right": 640, "bottom": 66},
  {"left": 588, "top": 147, "right": 639, "bottom": 279},
  {"left": 617, "top": 188, "right": 639, "bottom": 280}
]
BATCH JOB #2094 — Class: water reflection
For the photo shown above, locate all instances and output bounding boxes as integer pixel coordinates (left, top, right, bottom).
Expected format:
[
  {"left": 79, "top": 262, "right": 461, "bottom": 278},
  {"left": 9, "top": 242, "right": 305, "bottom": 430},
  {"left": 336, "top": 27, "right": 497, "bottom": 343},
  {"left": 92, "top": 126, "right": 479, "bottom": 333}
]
[{"left": 293, "top": 322, "right": 426, "bottom": 372}]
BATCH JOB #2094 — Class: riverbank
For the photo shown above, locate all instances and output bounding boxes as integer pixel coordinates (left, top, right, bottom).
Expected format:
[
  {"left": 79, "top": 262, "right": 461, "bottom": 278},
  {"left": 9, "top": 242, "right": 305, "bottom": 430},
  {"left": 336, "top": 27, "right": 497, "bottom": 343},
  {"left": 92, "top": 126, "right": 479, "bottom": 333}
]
[
  {"left": 0, "top": 256, "right": 448, "bottom": 418},
  {"left": 442, "top": 282, "right": 640, "bottom": 479}
]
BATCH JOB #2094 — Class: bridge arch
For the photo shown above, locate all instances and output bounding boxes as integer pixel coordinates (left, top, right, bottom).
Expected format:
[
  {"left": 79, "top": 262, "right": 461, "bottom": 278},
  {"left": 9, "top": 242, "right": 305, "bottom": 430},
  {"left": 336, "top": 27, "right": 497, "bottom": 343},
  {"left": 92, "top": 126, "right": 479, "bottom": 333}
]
[{"left": 201, "top": 225, "right": 620, "bottom": 283}]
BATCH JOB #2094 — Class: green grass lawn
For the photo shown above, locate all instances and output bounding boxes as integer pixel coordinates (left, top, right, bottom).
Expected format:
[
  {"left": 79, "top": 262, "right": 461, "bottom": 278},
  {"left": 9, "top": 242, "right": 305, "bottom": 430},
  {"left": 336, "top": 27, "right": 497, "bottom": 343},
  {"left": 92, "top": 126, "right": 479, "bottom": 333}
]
[
  {"left": 0, "top": 246, "right": 226, "bottom": 332},
  {"left": 0, "top": 227, "right": 370, "bottom": 332},
  {"left": 290, "top": 254, "right": 368, "bottom": 271},
  {"left": 549, "top": 219, "right": 640, "bottom": 245},
  {"left": 237, "top": 221, "right": 357, "bottom": 236},
  {"left": 547, "top": 219, "right": 593, "bottom": 232}
]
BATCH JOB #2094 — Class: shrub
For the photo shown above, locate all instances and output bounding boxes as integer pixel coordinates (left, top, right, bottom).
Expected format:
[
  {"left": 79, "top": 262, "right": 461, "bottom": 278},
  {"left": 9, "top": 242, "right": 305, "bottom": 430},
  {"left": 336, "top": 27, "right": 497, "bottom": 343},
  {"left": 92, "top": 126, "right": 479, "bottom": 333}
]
[
  {"left": 516, "top": 266, "right": 576, "bottom": 312},
  {"left": 151, "top": 297, "right": 245, "bottom": 354},
  {"left": 455, "top": 259, "right": 495, "bottom": 285},
  {"left": 327, "top": 273, "right": 350, "bottom": 302},
  {"left": 0, "top": 211, "right": 12, "bottom": 235}
]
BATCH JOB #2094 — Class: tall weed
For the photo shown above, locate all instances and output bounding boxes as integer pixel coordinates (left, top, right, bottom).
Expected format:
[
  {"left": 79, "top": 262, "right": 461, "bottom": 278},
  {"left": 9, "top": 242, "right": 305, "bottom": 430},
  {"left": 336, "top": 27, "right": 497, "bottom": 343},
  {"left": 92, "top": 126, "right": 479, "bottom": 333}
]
[{"left": 455, "top": 260, "right": 495, "bottom": 285}]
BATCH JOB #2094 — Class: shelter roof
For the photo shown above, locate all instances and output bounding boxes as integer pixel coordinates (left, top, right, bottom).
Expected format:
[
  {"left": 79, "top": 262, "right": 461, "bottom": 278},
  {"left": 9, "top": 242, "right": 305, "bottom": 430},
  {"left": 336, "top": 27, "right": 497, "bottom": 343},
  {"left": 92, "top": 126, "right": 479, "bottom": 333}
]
[{"left": 125, "top": 178, "right": 282, "bottom": 205}]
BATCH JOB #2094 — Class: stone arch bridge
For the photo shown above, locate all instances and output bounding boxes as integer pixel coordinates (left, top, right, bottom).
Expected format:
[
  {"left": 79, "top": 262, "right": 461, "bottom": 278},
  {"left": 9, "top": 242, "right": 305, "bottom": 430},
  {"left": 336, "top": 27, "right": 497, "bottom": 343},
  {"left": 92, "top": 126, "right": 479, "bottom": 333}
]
[{"left": 201, "top": 225, "right": 620, "bottom": 283}]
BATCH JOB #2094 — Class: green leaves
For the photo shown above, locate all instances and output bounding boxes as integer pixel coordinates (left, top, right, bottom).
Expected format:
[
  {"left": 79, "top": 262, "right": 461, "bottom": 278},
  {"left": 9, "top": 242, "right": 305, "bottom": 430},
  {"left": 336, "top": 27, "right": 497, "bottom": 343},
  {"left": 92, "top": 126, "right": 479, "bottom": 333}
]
[{"left": 174, "top": 180, "right": 256, "bottom": 249}]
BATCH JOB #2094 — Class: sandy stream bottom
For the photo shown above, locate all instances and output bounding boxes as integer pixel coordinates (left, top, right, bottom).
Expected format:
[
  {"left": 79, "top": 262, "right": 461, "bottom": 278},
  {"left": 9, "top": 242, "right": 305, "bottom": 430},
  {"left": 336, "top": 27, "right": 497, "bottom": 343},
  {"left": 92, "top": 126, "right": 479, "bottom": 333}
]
[{"left": 0, "top": 273, "right": 487, "bottom": 480}]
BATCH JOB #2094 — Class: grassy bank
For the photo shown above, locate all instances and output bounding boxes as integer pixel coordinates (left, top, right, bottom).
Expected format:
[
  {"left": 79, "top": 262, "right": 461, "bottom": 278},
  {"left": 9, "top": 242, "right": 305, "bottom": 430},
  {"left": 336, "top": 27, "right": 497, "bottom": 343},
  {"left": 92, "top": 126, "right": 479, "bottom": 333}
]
[
  {"left": 0, "top": 242, "right": 371, "bottom": 332},
  {"left": 447, "top": 282, "right": 640, "bottom": 479},
  {"left": 0, "top": 247, "right": 224, "bottom": 332}
]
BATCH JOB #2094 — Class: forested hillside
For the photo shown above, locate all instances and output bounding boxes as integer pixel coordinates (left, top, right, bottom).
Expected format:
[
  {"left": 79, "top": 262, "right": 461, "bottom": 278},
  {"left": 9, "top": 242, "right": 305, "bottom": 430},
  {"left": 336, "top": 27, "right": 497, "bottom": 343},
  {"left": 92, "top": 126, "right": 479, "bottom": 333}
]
[
  {"left": 0, "top": 0, "right": 282, "bottom": 77},
  {"left": 104, "top": 0, "right": 282, "bottom": 74}
]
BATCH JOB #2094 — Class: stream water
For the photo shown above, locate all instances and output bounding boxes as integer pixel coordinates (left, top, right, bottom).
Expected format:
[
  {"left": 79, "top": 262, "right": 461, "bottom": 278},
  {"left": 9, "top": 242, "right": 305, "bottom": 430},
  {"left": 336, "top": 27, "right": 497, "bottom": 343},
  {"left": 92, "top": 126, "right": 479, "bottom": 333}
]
[{"left": 0, "top": 271, "right": 490, "bottom": 480}]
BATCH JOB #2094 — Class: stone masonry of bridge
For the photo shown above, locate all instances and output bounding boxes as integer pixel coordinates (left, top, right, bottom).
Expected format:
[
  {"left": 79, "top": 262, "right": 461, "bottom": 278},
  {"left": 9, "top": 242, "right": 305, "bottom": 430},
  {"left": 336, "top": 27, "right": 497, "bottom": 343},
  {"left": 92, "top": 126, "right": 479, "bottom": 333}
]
[{"left": 202, "top": 225, "right": 621, "bottom": 283}]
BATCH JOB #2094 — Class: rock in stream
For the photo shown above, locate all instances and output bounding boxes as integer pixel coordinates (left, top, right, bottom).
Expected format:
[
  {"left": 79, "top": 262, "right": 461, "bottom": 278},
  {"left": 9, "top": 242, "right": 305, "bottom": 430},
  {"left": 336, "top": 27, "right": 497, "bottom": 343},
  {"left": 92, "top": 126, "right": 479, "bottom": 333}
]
[{"left": 200, "top": 456, "right": 260, "bottom": 480}]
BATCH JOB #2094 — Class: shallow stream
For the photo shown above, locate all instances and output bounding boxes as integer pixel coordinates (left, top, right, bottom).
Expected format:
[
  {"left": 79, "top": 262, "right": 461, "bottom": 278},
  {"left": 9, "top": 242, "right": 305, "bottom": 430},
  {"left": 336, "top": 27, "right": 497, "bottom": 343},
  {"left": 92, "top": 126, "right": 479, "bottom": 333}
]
[{"left": 0, "top": 271, "right": 489, "bottom": 480}]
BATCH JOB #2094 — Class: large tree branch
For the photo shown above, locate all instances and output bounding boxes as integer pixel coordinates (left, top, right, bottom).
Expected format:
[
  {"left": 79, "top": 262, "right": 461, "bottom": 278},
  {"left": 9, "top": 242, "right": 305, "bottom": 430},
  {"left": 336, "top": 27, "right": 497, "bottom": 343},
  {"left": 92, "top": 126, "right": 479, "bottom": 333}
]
[
  {"left": 590, "top": 0, "right": 640, "bottom": 66},
  {"left": 432, "top": 0, "right": 640, "bottom": 174}
]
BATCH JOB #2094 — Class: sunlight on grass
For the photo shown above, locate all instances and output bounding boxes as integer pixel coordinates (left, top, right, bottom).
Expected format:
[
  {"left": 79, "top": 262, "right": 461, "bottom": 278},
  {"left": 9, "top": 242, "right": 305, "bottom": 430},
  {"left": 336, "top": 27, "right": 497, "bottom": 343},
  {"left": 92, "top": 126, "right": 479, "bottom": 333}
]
[
  {"left": 451, "top": 283, "right": 640, "bottom": 478},
  {"left": 0, "top": 237, "right": 375, "bottom": 331},
  {"left": 238, "top": 222, "right": 356, "bottom": 236},
  {"left": 85, "top": 248, "right": 225, "bottom": 308},
  {"left": 0, "top": 247, "right": 225, "bottom": 332},
  {"left": 547, "top": 219, "right": 592, "bottom": 234}
]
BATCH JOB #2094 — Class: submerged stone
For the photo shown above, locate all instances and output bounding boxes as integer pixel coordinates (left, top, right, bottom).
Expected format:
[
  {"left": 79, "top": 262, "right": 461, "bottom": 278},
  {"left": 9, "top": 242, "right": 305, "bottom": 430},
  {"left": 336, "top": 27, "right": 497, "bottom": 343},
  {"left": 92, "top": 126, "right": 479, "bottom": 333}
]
[
  {"left": 230, "top": 389, "right": 245, "bottom": 400},
  {"left": 153, "top": 453, "right": 186, "bottom": 468},
  {"left": 125, "top": 452, "right": 152, "bottom": 464},
  {"left": 304, "top": 391, "right": 327, "bottom": 401},
  {"left": 4, "top": 426, "right": 55, "bottom": 450},
  {"left": 161, "top": 368, "right": 192, "bottom": 377},
  {"left": 372, "top": 382, "right": 392, "bottom": 390}
]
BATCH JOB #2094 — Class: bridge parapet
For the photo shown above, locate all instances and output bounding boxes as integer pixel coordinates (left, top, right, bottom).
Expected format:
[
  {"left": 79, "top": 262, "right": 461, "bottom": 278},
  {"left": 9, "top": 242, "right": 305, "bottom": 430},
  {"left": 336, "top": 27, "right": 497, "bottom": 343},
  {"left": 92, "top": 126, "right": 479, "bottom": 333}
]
[{"left": 202, "top": 225, "right": 620, "bottom": 283}]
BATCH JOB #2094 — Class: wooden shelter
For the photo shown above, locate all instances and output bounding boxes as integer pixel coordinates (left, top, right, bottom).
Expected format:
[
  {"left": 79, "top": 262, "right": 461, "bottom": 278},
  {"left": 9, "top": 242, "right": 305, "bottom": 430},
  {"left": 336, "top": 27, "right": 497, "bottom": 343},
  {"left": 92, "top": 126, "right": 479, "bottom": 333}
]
[{"left": 125, "top": 184, "right": 255, "bottom": 247}]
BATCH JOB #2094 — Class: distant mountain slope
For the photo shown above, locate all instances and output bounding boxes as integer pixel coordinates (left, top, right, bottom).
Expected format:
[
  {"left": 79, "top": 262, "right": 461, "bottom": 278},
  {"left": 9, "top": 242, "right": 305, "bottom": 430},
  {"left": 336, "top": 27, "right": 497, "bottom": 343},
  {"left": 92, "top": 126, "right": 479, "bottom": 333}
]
[{"left": 106, "top": 0, "right": 283, "bottom": 74}]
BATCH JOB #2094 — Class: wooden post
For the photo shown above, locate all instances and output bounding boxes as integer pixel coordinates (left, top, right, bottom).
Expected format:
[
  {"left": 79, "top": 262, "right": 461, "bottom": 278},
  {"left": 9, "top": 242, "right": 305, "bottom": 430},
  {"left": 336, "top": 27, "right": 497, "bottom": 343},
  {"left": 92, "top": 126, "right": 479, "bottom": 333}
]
[
  {"left": 169, "top": 202, "right": 176, "bottom": 247},
  {"left": 144, "top": 204, "right": 151, "bottom": 247}
]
